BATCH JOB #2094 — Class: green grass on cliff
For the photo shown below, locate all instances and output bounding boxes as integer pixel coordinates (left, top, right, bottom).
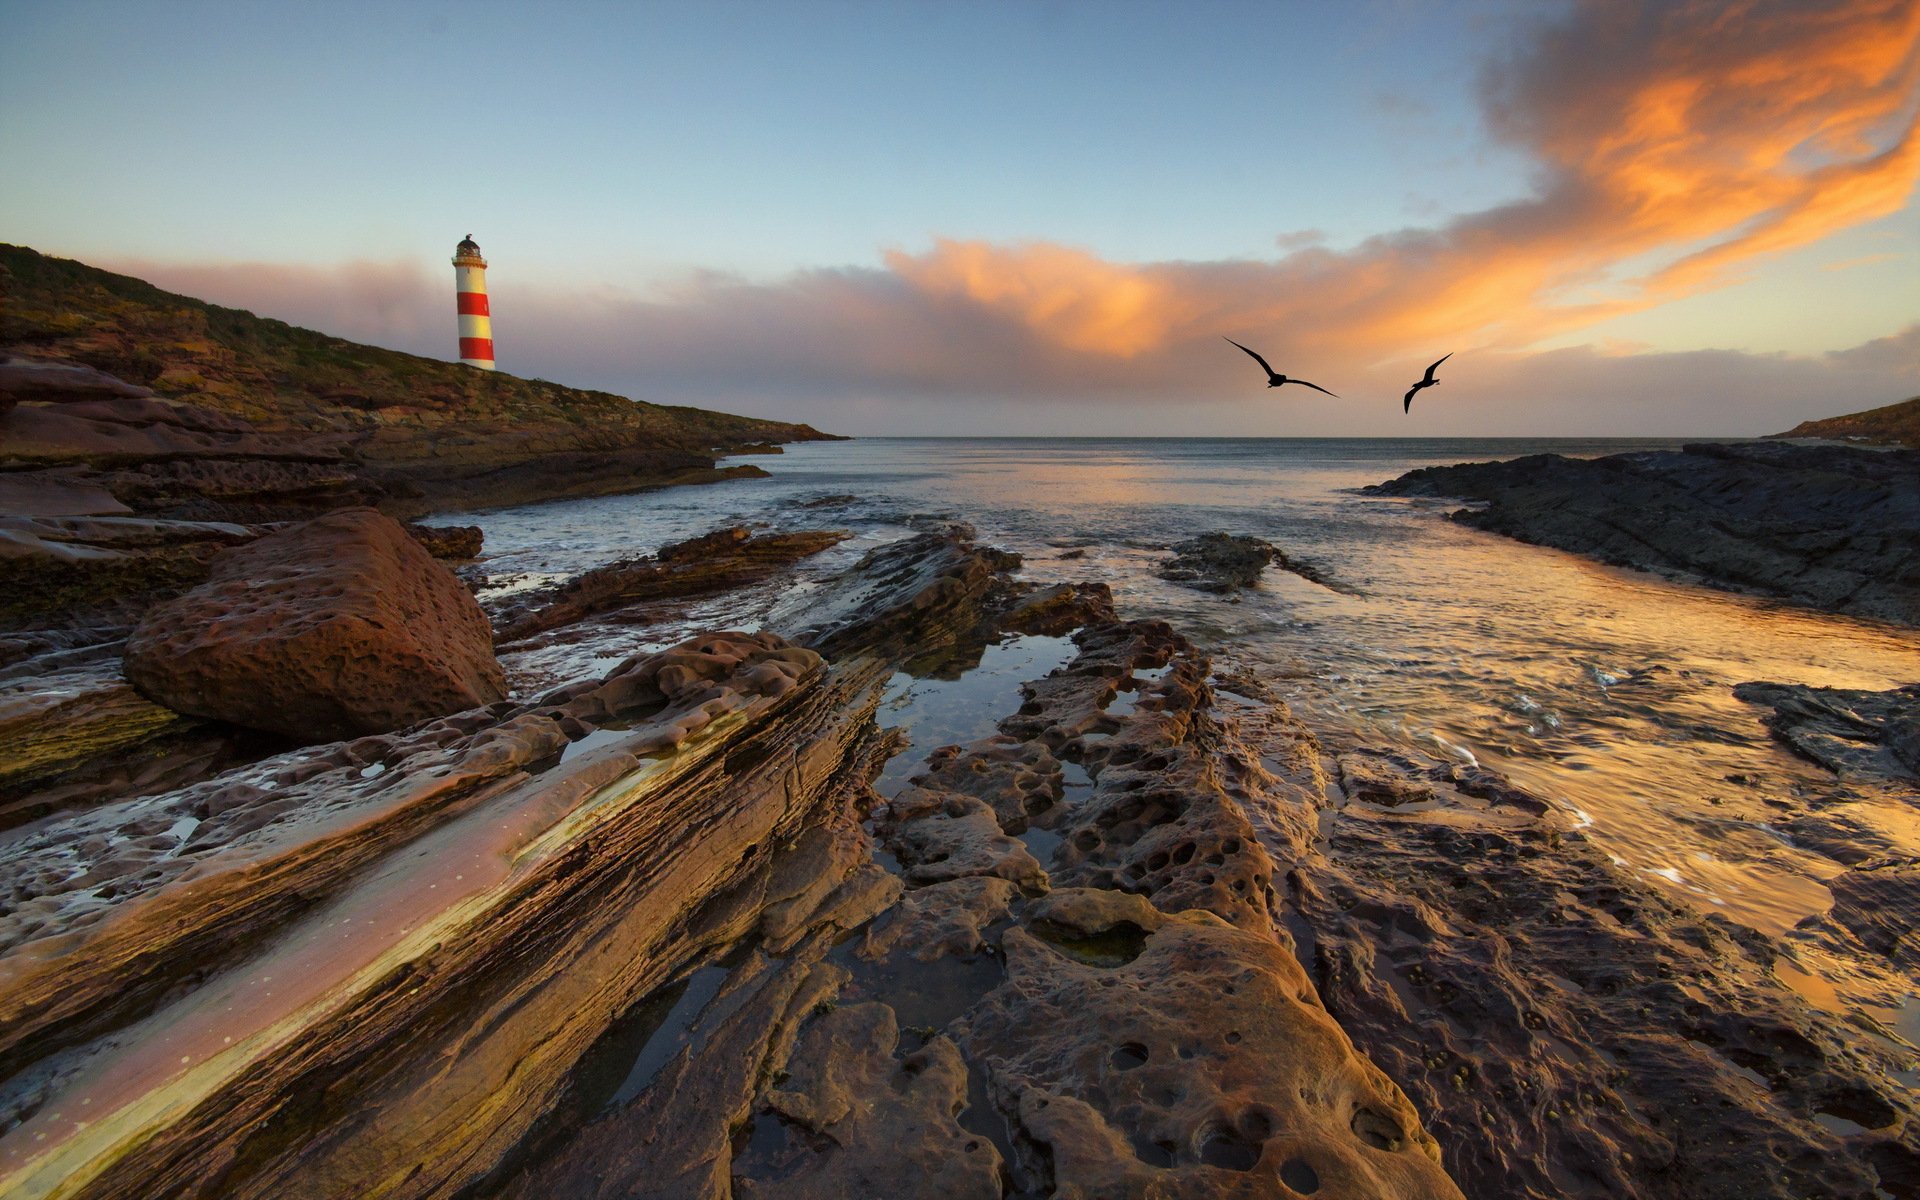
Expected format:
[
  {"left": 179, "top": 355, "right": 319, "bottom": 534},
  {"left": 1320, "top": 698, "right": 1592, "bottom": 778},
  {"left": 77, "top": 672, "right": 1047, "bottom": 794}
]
[
  {"left": 0, "top": 243, "right": 832, "bottom": 455},
  {"left": 1774, "top": 396, "right": 1920, "bottom": 450}
]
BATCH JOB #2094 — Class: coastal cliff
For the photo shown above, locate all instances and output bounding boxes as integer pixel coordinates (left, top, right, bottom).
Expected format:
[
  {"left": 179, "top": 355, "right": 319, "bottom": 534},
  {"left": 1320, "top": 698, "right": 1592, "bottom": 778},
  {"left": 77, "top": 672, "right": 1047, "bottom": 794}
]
[
  {"left": 1773, "top": 395, "right": 1920, "bottom": 450},
  {"left": 0, "top": 244, "right": 836, "bottom": 519}
]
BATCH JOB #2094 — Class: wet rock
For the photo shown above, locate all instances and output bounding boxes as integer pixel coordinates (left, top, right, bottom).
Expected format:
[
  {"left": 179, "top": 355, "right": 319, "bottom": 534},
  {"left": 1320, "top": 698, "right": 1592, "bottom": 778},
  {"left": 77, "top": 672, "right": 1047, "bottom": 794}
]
[
  {"left": 124, "top": 507, "right": 505, "bottom": 740},
  {"left": 859, "top": 876, "right": 1021, "bottom": 963},
  {"left": 1735, "top": 680, "right": 1920, "bottom": 780},
  {"left": 999, "top": 620, "right": 1284, "bottom": 933},
  {"left": 1827, "top": 857, "right": 1920, "bottom": 966},
  {"left": 961, "top": 888, "right": 1462, "bottom": 1198},
  {"left": 1000, "top": 581, "right": 1117, "bottom": 636},
  {"left": 0, "top": 662, "right": 196, "bottom": 805},
  {"left": 0, "top": 514, "right": 261, "bottom": 630},
  {"left": 1369, "top": 441, "right": 1920, "bottom": 625},
  {"left": 1157, "top": 532, "right": 1278, "bottom": 593},
  {"left": 1242, "top": 728, "right": 1920, "bottom": 1199},
  {"left": 794, "top": 526, "right": 1023, "bottom": 674},
  {"left": 734, "top": 1003, "right": 1004, "bottom": 1199},
  {"left": 404, "top": 521, "right": 483, "bottom": 560},
  {"left": 0, "top": 474, "right": 130, "bottom": 517},
  {"left": 493, "top": 526, "right": 846, "bottom": 644}
]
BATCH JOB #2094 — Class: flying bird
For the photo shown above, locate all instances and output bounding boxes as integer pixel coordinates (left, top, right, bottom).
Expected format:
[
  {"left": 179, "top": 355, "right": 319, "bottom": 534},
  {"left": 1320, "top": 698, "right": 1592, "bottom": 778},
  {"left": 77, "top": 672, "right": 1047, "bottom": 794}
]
[
  {"left": 1402, "top": 353, "right": 1452, "bottom": 413},
  {"left": 1223, "top": 338, "right": 1338, "bottom": 396}
]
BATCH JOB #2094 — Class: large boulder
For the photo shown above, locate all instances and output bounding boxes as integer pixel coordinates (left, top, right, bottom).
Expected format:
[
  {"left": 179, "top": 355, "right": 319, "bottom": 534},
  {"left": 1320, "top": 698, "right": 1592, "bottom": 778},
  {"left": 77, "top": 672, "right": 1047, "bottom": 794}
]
[{"left": 125, "top": 507, "right": 505, "bottom": 740}]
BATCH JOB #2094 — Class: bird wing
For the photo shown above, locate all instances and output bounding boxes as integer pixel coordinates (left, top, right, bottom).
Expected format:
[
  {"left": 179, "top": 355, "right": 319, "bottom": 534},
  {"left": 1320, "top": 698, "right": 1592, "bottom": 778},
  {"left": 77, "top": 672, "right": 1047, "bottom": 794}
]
[
  {"left": 1224, "top": 337, "right": 1276, "bottom": 377},
  {"left": 1403, "top": 385, "right": 1419, "bottom": 412},
  {"left": 1422, "top": 352, "right": 1453, "bottom": 384},
  {"left": 1287, "top": 378, "right": 1339, "bottom": 397}
]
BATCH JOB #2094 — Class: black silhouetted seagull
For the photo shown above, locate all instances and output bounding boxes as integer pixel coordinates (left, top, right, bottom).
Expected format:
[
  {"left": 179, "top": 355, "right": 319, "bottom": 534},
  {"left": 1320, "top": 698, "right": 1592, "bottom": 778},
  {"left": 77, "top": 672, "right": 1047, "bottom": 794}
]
[
  {"left": 1403, "top": 353, "right": 1452, "bottom": 413},
  {"left": 1224, "top": 338, "right": 1338, "bottom": 396}
]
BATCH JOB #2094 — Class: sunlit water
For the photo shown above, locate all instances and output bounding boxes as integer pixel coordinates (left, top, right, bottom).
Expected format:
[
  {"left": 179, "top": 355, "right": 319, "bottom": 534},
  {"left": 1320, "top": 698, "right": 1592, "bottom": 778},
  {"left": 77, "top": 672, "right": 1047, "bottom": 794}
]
[{"left": 447, "top": 437, "right": 1920, "bottom": 1040}]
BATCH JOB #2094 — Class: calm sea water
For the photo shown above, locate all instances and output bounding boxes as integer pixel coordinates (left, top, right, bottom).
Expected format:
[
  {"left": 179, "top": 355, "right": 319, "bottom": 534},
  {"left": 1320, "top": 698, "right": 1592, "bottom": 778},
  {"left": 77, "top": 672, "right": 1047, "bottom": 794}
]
[{"left": 452, "top": 437, "right": 1920, "bottom": 1044}]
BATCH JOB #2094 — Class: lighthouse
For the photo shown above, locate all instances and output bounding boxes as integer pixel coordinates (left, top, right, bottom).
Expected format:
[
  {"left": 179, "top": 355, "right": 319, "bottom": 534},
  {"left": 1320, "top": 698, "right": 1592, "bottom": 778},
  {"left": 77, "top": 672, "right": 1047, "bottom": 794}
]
[{"left": 451, "top": 235, "right": 495, "bottom": 370}]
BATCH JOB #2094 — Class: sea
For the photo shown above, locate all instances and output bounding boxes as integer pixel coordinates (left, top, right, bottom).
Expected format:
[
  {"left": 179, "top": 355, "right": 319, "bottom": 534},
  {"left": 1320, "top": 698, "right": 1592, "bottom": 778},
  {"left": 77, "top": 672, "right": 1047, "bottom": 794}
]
[{"left": 444, "top": 436, "right": 1920, "bottom": 1059}]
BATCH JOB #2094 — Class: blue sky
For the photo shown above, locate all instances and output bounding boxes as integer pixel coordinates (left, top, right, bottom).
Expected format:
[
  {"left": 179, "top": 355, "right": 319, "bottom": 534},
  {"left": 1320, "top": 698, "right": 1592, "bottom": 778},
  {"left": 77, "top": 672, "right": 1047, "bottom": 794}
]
[
  {"left": 2, "top": 0, "right": 1915, "bottom": 435},
  {"left": 3, "top": 1, "right": 1524, "bottom": 271}
]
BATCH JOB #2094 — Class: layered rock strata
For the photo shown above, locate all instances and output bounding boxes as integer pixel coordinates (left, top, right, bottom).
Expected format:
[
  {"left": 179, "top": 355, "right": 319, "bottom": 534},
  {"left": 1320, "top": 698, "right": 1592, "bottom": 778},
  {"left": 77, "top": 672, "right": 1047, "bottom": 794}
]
[
  {"left": 1369, "top": 441, "right": 1920, "bottom": 625},
  {"left": 492, "top": 526, "right": 849, "bottom": 646}
]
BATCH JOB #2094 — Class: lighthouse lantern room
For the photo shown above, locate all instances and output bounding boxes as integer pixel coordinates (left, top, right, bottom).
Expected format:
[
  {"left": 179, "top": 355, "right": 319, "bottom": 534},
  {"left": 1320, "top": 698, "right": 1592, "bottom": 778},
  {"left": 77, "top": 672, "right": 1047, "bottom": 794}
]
[{"left": 452, "top": 236, "right": 495, "bottom": 370}]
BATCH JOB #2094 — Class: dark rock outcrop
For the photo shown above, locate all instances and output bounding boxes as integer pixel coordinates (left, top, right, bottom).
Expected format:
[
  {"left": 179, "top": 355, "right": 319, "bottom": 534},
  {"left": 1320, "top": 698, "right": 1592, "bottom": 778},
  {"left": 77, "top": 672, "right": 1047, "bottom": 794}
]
[
  {"left": 124, "top": 508, "right": 505, "bottom": 739},
  {"left": 1158, "top": 532, "right": 1278, "bottom": 592},
  {"left": 1369, "top": 441, "right": 1920, "bottom": 625},
  {"left": 403, "top": 522, "right": 483, "bottom": 560},
  {"left": 1243, "top": 724, "right": 1920, "bottom": 1199},
  {"left": 1735, "top": 680, "right": 1920, "bottom": 781}
]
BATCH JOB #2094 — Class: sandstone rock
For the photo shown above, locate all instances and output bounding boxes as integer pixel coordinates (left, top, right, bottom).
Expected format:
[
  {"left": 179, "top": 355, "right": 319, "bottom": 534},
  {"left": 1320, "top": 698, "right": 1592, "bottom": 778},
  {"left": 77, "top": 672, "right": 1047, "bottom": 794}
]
[
  {"left": 1827, "top": 857, "right": 1920, "bottom": 965},
  {"left": 0, "top": 357, "right": 153, "bottom": 408},
  {"left": 884, "top": 786, "right": 1050, "bottom": 892},
  {"left": 961, "top": 888, "right": 1462, "bottom": 1198},
  {"left": 1243, "top": 725, "right": 1920, "bottom": 1199},
  {"left": 914, "top": 734, "right": 1064, "bottom": 833},
  {"left": 793, "top": 526, "right": 1022, "bottom": 674},
  {"left": 0, "top": 661, "right": 195, "bottom": 802},
  {"left": 0, "top": 475, "right": 130, "bottom": 517},
  {"left": 734, "top": 1003, "right": 1004, "bottom": 1199},
  {"left": 125, "top": 507, "right": 505, "bottom": 739}
]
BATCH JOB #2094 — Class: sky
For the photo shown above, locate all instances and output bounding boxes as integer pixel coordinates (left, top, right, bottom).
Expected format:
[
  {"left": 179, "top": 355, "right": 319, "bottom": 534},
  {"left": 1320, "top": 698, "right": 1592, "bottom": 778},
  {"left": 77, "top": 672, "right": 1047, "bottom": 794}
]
[{"left": 2, "top": 0, "right": 1916, "bottom": 436}]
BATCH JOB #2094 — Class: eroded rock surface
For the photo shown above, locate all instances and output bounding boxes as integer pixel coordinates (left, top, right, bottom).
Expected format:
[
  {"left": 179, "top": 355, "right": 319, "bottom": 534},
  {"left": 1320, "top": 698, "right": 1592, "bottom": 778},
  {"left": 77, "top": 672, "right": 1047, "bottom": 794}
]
[
  {"left": 125, "top": 507, "right": 505, "bottom": 739},
  {"left": 1370, "top": 441, "right": 1920, "bottom": 625},
  {"left": 966, "top": 889, "right": 1457, "bottom": 1198}
]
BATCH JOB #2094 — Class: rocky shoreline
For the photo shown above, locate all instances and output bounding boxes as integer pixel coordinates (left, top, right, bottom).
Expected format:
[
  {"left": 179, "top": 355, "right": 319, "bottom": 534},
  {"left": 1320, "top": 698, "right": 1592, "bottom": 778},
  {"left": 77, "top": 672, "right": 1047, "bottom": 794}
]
[
  {"left": 1367, "top": 440, "right": 1920, "bottom": 627},
  {"left": 1, "top": 490, "right": 1915, "bottom": 1198}
]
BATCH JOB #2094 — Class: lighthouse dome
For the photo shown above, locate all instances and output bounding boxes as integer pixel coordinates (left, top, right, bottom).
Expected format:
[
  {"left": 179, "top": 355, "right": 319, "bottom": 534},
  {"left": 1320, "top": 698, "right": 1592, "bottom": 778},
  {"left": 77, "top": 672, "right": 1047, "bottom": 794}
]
[{"left": 452, "top": 235, "right": 487, "bottom": 268}]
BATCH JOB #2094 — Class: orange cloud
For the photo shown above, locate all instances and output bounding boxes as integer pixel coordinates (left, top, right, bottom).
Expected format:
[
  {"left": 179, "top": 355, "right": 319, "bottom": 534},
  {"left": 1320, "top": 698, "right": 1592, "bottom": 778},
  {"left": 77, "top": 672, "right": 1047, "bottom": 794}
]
[
  {"left": 881, "top": 0, "right": 1920, "bottom": 365},
  {"left": 884, "top": 240, "right": 1191, "bottom": 357}
]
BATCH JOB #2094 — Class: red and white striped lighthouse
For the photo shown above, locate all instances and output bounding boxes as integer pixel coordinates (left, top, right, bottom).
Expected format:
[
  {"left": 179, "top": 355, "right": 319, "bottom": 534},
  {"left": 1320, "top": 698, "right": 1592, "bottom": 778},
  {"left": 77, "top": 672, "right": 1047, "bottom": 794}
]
[{"left": 452, "top": 235, "right": 495, "bottom": 370}]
